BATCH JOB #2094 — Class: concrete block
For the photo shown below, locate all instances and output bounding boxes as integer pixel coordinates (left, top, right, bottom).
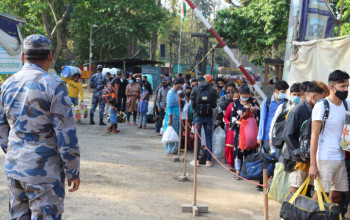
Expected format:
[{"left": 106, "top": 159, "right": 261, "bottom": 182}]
[
  {"left": 193, "top": 206, "right": 199, "bottom": 216},
  {"left": 182, "top": 204, "right": 193, "bottom": 213},
  {"left": 177, "top": 175, "right": 189, "bottom": 182}
]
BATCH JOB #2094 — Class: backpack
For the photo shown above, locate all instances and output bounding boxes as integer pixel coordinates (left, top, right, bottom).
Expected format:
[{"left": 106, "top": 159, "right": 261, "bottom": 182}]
[
  {"left": 240, "top": 153, "right": 276, "bottom": 180},
  {"left": 271, "top": 102, "right": 289, "bottom": 149},
  {"left": 102, "top": 82, "right": 116, "bottom": 103},
  {"left": 265, "top": 97, "right": 288, "bottom": 116},
  {"left": 299, "top": 99, "right": 348, "bottom": 160},
  {"left": 195, "top": 85, "right": 213, "bottom": 116},
  {"left": 102, "top": 78, "right": 119, "bottom": 103}
]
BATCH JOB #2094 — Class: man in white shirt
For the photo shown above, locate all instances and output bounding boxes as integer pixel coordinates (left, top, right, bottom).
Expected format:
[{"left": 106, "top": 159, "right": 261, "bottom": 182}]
[{"left": 309, "top": 70, "right": 350, "bottom": 206}]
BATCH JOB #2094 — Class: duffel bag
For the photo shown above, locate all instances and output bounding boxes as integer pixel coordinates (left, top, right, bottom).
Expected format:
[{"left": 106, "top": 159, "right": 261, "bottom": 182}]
[
  {"left": 280, "top": 178, "right": 341, "bottom": 220},
  {"left": 240, "top": 153, "right": 276, "bottom": 180}
]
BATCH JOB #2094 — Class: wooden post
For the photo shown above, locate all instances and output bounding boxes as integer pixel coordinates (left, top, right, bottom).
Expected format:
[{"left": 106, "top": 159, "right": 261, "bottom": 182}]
[
  {"left": 193, "top": 124, "right": 198, "bottom": 206},
  {"left": 184, "top": 116, "right": 189, "bottom": 176},
  {"left": 263, "top": 169, "right": 268, "bottom": 220},
  {"left": 177, "top": 94, "right": 182, "bottom": 157}
]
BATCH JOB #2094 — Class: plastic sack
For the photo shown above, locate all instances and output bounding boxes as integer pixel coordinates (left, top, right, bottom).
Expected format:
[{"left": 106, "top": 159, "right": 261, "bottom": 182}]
[
  {"left": 61, "top": 66, "right": 82, "bottom": 78},
  {"left": 74, "top": 105, "right": 88, "bottom": 119},
  {"left": 239, "top": 117, "right": 258, "bottom": 150},
  {"left": 212, "top": 127, "right": 226, "bottom": 159},
  {"left": 268, "top": 162, "right": 290, "bottom": 203},
  {"left": 161, "top": 126, "right": 179, "bottom": 144}
]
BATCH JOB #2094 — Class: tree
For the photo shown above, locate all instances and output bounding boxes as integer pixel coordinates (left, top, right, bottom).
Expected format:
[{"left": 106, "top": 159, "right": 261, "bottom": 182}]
[
  {"left": 70, "top": 0, "right": 167, "bottom": 64},
  {"left": 214, "top": 0, "right": 290, "bottom": 65}
]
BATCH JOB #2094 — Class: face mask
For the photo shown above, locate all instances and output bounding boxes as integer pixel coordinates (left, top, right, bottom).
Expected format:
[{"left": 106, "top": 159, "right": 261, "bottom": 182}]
[
  {"left": 186, "top": 92, "right": 191, "bottom": 97},
  {"left": 162, "top": 84, "right": 167, "bottom": 88},
  {"left": 240, "top": 96, "right": 249, "bottom": 102},
  {"left": 277, "top": 92, "right": 286, "bottom": 100},
  {"left": 129, "top": 80, "right": 134, "bottom": 84},
  {"left": 142, "top": 87, "right": 145, "bottom": 91},
  {"left": 177, "top": 90, "right": 182, "bottom": 94},
  {"left": 290, "top": 96, "right": 301, "bottom": 104},
  {"left": 121, "top": 79, "right": 123, "bottom": 82},
  {"left": 136, "top": 80, "right": 140, "bottom": 83},
  {"left": 335, "top": 88, "right": 348, "bottom": 101}
]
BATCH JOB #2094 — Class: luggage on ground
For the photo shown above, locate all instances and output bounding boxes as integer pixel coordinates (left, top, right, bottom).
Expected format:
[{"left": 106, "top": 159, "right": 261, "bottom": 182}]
[
  {"left": 280, "top": 177, "right": 341, "bottom": 220},
  {"left": 240, "top": 153, "right": 276, "bottom": 180},
  {"left": 146, "top": 109, "right": 158, "bottom": 124},
  {"left": 212, "top": 127, "right": 226, "bottom": 159},
  {"left": 268, "top": 162, "right": 290, "bottom": 203}
]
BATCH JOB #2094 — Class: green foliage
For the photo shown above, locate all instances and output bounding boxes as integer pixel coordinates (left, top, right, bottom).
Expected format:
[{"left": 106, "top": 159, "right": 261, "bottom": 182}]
[{"left": 214, "top": 0, "right": 290, "bottom": 65}]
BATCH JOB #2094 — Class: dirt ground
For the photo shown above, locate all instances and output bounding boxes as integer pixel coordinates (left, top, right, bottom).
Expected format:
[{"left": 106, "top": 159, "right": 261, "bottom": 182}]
[{"left": 0, "top": 91, "right": 346, "bottom": 220}]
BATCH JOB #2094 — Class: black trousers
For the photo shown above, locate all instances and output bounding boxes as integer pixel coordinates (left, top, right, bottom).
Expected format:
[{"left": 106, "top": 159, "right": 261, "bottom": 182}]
[{"left": 156, "top": 108, "right": 165, "bottom": 133}]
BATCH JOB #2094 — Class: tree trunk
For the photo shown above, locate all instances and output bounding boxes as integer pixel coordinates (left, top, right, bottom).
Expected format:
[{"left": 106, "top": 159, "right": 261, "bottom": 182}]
[
  {"left": 49, "top": 29, "right": 62, "bottom": 69},
  {"left": 149, "top": 32, "right": 158, "bottom": 61}
]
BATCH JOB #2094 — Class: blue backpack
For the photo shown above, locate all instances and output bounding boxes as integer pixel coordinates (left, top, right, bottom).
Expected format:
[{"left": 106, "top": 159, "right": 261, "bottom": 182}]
[{"left": 240, "top": 153, "right": 276, "bottom": 180}]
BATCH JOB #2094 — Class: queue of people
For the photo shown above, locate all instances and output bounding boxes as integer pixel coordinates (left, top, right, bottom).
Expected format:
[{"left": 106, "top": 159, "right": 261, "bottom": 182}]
[{"left": 157, "top": 71, "right": 350, "bottom": 217}]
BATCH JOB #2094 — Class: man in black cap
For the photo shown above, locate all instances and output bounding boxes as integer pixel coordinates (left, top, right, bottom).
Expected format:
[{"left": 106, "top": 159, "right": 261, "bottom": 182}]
[{"left": 89, "top": 64, "right": 107, "bottom": 125}]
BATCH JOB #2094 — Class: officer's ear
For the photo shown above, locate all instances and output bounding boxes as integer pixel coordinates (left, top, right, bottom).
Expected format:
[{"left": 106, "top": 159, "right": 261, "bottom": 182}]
[
  {"left": 47, "top": 51, "right": 53, "bottom": 62},
  {"left": 21, "top": 52, "right": 25, "bottom": 62}
]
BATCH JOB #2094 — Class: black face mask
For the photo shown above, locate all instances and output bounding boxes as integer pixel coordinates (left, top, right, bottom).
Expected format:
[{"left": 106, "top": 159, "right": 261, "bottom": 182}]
[
  {"left": 335, "top": 88, "right": 348, "bottom": 101},
  {"left": 186, "top": 92, "right": 191, "bottom": 97},
  {"left": 162, "top": 84, "right": 167, "bottom": 88}
]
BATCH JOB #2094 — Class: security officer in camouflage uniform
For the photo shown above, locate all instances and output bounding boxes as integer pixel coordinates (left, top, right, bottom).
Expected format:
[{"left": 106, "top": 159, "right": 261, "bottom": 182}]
[
  {"left": 89, "top": 65, "right": 107, "bottom": 125},
  {"left": 0, "top": 35, "right": 80, "bottom": 220}
]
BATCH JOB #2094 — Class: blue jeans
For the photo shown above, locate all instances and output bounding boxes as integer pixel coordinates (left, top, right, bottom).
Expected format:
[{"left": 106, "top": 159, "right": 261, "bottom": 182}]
[
  {"left": 194, "top": 116, "right": 213, "bottom": 162},
  {"left": 139, "top": 112, "right": 147, "bottom": 126},
  {"left": 261, "top": 140, "right": 280, "bottom": 160},
  {"left": 70, "top": 97, "right": 78, "bottom": 106}
]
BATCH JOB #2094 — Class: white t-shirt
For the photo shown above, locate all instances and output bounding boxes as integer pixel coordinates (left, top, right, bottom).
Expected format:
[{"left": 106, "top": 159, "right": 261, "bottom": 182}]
[{"left": 312, "top": 98, "right": 350, "bottom": 160}]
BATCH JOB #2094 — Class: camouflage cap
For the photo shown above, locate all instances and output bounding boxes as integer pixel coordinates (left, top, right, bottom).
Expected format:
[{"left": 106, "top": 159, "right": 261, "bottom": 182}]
[{"left": 23, "top": 34, "right": 51, "bottom": 50}]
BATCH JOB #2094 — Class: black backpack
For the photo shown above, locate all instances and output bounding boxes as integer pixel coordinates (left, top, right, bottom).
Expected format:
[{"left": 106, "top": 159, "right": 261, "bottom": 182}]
[
  {"left": 299, "top": 99, "right": 348, "bottom": 160},
  {"left": 195, "top": 85, "right": 213, "bottom": 116},
  {"left": 271, "top": 102, "right": 289, "bottom": 149}
]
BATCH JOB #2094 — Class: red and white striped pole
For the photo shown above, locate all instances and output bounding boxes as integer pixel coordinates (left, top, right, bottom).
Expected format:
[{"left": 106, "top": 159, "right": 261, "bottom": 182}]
[{"left": 185, "top": 0, "right": 267, "bottom": 100}]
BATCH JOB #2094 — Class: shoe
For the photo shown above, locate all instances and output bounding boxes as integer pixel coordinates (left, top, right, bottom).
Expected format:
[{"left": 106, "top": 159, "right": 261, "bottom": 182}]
[
  {"left": 229, "top": 166, "right": 235, "bottom": 172},
  {"left": 90, "top": 120, "right": 95, "bottom": 125},
  {"left": 138, "top": 126, "right": 142, "bottom": 129},
  {"left": 105, "top": 128, "right": 110, "bottom": 134},
  {"left": 133, "top": 122, "right": 137, "bottom": 126},
  {"left": 190, "top": 160, "right": 200, "bottom": 167},
  {"left": 206, "top": 161, "right": 213, "bottom": 167},
  {"left": 127, "top": 122, "right": 131, "bottom": 126},
  {"left": 256, "top": 185, "right": 263, "bottom": 191},
  {"left": 143, "top": 126, "right": 146, "bottom": 129},
  {"left": 99, "top": 119, "right": 106, "bottom": 126}
]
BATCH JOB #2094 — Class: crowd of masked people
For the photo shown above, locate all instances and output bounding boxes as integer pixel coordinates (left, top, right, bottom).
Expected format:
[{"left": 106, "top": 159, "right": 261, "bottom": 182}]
[
  {"left": 154, "top": 70, "right": 350, "bottom": 217},
  {"left": 66, "top": 64, "right": 350, "bottom": 216}
]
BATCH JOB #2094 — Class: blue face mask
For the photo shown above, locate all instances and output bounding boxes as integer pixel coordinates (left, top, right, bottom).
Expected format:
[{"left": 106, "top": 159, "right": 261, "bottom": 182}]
[
  {"left": 240, "top": 96, "right": 249, "bottom": 101},
  {"left": 129, "top": 80, "right": 134, "bottom": 84},
  {"left": 290, "top": 96, "right": 301, "bottom": 104},
  {"left": 142, "top": 87, "right": 145, "bottom": 91},
  {"left": 277, "top": 92, "right": 286, "bottom": 100}
]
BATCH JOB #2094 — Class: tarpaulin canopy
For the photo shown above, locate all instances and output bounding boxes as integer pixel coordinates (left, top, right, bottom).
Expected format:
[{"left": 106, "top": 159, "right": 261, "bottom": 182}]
[
  {"left": 0, "top": 13, "right": 25, "bottom": 56},
  {"left": 288, "top": 35, "right": 350, "bottom": 85}
]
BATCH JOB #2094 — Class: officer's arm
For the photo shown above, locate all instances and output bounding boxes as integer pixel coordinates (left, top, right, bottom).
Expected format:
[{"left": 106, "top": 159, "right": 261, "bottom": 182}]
[
  {"left": 0, "top": 97, "right": 9, "bottom": 153},
  {"left": 89, "top": 75, "right": 95, "bottom": 89},
  {"left": 51, "top": 83, "right": 80, "bottom": 181}
]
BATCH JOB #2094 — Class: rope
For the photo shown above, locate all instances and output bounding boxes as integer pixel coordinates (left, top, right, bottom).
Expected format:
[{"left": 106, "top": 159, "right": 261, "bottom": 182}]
[{"left": 190, "top": 123, "right": 272, "bottom": 188}]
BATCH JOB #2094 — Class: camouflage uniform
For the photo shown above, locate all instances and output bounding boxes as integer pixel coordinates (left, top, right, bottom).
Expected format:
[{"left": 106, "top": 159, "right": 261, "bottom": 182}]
[
  {"left": 89, "top": 71, "right": 107, "bottom": 122},
  {"left": 0, "top": 35, "right": 80, "bottom": 220}
]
